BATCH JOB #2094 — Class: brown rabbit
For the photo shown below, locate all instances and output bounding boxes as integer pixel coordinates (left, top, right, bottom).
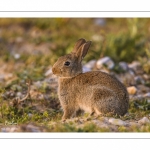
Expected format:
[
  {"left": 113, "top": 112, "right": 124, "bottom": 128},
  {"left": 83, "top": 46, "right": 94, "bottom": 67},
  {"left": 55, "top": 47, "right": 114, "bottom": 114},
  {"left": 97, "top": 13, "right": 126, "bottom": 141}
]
[{"left": 52, "top": 38, "right": 129, "bottom": 121}]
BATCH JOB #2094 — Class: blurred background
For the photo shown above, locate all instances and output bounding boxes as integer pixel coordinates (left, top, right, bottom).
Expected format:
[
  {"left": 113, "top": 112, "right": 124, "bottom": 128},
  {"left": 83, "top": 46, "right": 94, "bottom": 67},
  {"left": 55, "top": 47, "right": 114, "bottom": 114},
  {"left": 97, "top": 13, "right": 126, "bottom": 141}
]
[
  {"left": 0, "top": 18, "right": 150, "bottom": 82},
  {"left": 1, "top": 18, "right": 150, "bottom": 132}
]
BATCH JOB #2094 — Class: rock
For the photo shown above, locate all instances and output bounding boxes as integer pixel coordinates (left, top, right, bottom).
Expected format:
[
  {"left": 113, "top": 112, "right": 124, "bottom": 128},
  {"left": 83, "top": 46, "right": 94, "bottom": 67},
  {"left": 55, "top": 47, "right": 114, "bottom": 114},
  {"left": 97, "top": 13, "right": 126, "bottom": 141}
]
[
  {"left": 138, "top": 117, "right": 150, "bottom": 125},
  {"left": 45, "top": 68, "right": 53, "bottom": 76},
  {"left": 117, "top": 71, "right": 135, "bottom": 86},
  {"left": 93, "top": 120, "right": 109, "bottom": 129},
  {"left": 128, "top": 61, "right": 143, "bottom": 75},
  {"left": 94, "top": 18, "right": 106, "bottom": 26},
  {"left": 129, "top": 94, "right": 144, "bottom": 101},
  {"left": 137, "top": 85, "right": 150, "bottom": 94},
  {"left": 143, "top": 74, "right": 150, "bottom": 80},
  {"left": 118, "top": 62, "right": 129, "bottom": 72},
  {"left": 129, "top": 122, "right": 139, "bottom": 127},
  {"left": 11, "top": 84, "right": 22, "bottom": 91},
  {"left": 13, "top": 53, "right": 20, "bottom": 59},
  {"left": 1, "top": 126, "right": 18, "bottom": 132},
  {"left": 82, "top": 66, "right": 91, "bottom": 73},
  {"left": 134, "top": 76, "right": 145, "bottom": 85},
  {"left": 33, "top": 81, "right": 42, "bottom": 88},
  {"left": 96, "top": 57, "right": 115, "bottom": 70},
  {"left": 108, "top": 118, "right": 127, "bottom": 126},
  {"left": 20, "top": 124, "right": 45, "bottom": 132},
  {"left": 127, "top": 86, "right": 137, "bottom": 95},
  {"left": 28, "top": 113, "right": 33, "bottom": 118},
  {"left": 16, "top": 92, "right": 23, "bottom": 98},
  {"left": 84, "top": 60, "right": 96, "bottom": 69},
  {"left": 144, "top": 92, "right": 150, "bottom": 98}
]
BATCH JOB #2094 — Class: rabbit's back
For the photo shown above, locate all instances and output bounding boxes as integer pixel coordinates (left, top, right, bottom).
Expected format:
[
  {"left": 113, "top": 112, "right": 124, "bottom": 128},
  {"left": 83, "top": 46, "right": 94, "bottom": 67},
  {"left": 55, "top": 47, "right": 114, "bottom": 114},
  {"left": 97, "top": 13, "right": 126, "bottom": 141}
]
[{"left": 59, "top": 71, "right": 129, "bottom": 116}]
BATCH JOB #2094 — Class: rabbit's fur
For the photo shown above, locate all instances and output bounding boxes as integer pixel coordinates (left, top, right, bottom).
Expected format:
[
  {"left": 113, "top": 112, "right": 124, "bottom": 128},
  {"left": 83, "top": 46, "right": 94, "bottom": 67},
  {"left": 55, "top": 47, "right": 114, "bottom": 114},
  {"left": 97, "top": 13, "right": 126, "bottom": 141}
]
[{"left": 52, "top": 38, "right": 129, "bottom": 120}]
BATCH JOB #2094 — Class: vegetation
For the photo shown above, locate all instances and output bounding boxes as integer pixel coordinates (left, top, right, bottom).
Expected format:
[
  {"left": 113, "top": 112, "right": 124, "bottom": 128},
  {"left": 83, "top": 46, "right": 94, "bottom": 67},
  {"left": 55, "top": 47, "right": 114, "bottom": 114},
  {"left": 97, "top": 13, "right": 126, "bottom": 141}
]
[{"left": 0, "top": 18, "right": 150, "bottom": 132}]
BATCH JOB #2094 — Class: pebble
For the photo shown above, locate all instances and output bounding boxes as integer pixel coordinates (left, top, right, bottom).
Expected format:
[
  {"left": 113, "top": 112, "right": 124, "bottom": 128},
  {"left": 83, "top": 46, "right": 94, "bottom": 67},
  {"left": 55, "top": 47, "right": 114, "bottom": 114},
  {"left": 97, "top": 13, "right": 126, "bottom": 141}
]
[
  {"left": 82, "top": 66, "right": 91, "bottom": 73},
  {"left": 134, "top": 76, "right": 145, "bottom": 85},
  {"left": 45, "top": 68, "right": 53, "bottom": 76},
  {"left": 129, "top": 122, "right": 139, "bottom": 127},
  {"left": 127, "top": 86, "right": 137, "bottom": 95},
  {"left": 21, "top": 124, "right": 42, "bottom": 132},
  {"left": 96, "top": 57, "right": 115, "bottom": 70},
  {"left": 1, "top": 127, "right": 18, "bottom": 132},
  {"left": 13, "top": 53, "right": 20, "bottom": 59},
  {"left": 94, "top": 18, "right": 106, "bottom": 26},
  {"left": 119, "top": 62, "right": 129, "bottom": 72},
  {"left": 138, "top": 117, "right": 150, "bottom": 125},
  {"left": 16, "top": 92, "right": 23, "bottom": 98},
  {"left": 108, "top": 118, "right": 127, "bottom": 126},
  {"left": 84, "top": 60, "right": 96, "bottom": 69},
  {"left": 144, "top": 92, "right": 150, "bottom": 98},
  {"left": 93, "top": 120, "right": 109, "bottom": 129},
  {"left": 128, "top": 61, "right": 143, "bottom": 74}
]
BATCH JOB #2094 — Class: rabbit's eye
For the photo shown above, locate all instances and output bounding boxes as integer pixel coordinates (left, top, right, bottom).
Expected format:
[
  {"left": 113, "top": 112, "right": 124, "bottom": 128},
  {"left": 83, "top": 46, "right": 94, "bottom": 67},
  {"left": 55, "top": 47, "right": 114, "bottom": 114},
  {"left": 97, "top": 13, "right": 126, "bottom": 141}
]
[{"left": 64, "top": 61, "right": 70, "bottom": 66}]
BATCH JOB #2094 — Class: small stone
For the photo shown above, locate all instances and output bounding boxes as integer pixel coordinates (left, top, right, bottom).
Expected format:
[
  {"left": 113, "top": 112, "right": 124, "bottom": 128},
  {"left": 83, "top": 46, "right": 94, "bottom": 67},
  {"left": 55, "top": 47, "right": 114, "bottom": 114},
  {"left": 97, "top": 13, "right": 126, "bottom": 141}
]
[
  {"left": 128, "top": 61, "right": 141, "bottom": 69},
  {"left": 33, "top": 81, "right": 42, "bottom": 88},
  {"left": 93, "top": 120, "right": 109, "bottom": 129},
  {"left": 143, "top": 74, "right": 150, "bottom": 80},
  {"left": 28, "top": 113, "right": 33, "bottom": 118},
  {"left": 1, "top": 127, "right": 18, "bottom": 132},
  {"left": 108, "top": 118, "right": 127, "bottom": 126},
  {"left": 128, "top": 61, "right": 143, "bottom": 75},
  {"left": 96, "top": 57, "right": 115, "bottom": 70},
  {"left": 138, "top": 117, "right": 150, "bottom": 125},
  {"left": 144, "top": 92, "right": 150, "bottom": 98},
  {"left": 118, "top": 62, "right": 129, "bottom": 72},
  {"left": 14, "top": 53, "right": 20, "bottom": 59},
  {"left": 134, "top": 76, "right": 145, "bottom": 85},
  {"left": 129, "top": 122, "right": 139, "bottom": 127},
  {"left": 45, "top": 68, "right": 52, "bottom": 76},
  {"left": 94, "top": 18, "right": 106, "bottom": 26},
  {"left": 82, "top": 66, "right": 91, "bottom": 73},
  {"left": 137, "top": 85, "right": 150, "bottom": 93},
  {"left": 127, "top": 86, "right": 137, "bottom": 95},
  {"left": 16, "top": 92, "right": 22, "bottom": 98},
  {"left": 21, "top": 124, "right": 42, "bottom": 132},
  {"left": 84, "top": 60, "right": 96, "bottom": 69},
  {"left": 11, "top": 84, "right": 22, "bottom": 91}
]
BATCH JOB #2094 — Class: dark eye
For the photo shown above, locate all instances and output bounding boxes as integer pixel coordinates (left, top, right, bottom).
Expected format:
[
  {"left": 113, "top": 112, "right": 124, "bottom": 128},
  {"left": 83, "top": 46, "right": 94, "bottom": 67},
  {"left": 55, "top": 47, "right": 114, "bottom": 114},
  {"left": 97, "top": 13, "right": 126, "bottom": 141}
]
[{"left": 64, "top": 61, "right": 70, "bottom": 66}]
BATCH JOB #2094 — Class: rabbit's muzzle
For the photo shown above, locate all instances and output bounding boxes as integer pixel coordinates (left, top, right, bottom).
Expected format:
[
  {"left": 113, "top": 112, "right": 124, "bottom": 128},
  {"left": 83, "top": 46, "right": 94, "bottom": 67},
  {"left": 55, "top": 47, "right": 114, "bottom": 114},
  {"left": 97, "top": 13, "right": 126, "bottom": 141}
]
[
  {"left": 52, "top": 67, "right": 57, "bottom": 74},
  {"left": 52, "top": 67, "right": 61, "bottom": 76}
]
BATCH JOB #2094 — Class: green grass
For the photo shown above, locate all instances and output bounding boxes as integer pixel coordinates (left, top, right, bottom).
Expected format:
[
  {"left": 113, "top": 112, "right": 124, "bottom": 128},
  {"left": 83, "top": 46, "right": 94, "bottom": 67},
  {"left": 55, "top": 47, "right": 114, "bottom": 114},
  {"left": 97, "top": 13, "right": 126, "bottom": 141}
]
[{"left": 1, "top": 18, "right": 150, "bottom": 132}]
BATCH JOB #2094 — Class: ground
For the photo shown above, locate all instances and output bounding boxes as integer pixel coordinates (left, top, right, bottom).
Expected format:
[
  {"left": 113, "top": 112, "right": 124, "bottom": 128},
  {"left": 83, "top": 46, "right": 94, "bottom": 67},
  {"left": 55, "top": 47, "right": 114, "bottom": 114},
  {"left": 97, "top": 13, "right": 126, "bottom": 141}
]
[{"left": 0, "top": 18, "right": 150, "bottom": 132}]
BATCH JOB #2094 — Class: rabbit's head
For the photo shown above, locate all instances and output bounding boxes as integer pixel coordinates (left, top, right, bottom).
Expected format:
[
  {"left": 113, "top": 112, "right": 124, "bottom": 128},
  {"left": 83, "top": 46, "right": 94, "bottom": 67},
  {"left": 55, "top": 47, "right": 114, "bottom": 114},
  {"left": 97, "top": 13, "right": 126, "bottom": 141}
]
[{"left": 52, "top": 38, "right": 91, "bottom": 77}]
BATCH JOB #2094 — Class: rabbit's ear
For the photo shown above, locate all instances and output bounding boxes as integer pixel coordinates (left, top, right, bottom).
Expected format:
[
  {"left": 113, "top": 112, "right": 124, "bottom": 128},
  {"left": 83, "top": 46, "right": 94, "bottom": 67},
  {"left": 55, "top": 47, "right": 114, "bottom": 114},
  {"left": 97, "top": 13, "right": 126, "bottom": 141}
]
[
  {"left": 76, "top": 41, "right": 92, "bottom": 60},
  {"left": 73, "top": 38, "right": 86, "bottom": 52}
]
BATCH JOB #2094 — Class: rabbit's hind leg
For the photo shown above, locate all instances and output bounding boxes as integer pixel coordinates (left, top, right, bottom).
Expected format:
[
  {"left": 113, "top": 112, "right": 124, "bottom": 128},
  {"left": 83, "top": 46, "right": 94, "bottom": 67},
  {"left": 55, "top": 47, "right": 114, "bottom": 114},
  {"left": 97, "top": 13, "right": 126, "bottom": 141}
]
[{"left": 92, "top": 88, "right": 116, "bottom": 116}]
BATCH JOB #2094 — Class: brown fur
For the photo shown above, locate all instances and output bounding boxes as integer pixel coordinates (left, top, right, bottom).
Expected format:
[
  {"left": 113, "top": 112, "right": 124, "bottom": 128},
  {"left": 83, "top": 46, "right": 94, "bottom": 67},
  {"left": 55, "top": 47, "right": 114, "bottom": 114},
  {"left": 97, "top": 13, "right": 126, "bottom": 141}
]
[{"left": 52, "top": 38, "right": 129, "bottom": 121}]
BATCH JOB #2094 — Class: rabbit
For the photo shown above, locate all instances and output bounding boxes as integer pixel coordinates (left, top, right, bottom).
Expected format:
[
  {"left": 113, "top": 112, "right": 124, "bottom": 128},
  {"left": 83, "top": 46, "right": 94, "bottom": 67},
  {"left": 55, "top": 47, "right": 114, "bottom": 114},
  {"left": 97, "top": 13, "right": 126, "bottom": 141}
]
[{"left": 52, "top": 38, "right": 129, "bottom": 121}]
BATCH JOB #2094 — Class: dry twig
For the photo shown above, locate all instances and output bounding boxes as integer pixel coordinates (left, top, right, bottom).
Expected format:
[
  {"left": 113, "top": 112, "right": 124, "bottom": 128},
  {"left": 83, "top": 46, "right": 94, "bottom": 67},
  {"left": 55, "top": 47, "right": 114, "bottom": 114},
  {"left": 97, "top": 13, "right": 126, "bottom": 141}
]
[{"left": 13, "top": 80, "right": 31, "bottom": 107}]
